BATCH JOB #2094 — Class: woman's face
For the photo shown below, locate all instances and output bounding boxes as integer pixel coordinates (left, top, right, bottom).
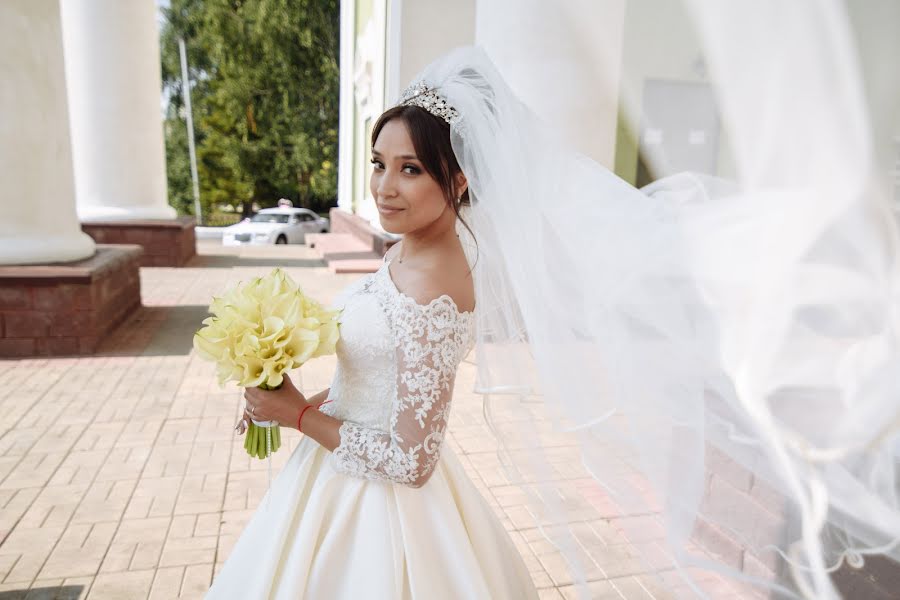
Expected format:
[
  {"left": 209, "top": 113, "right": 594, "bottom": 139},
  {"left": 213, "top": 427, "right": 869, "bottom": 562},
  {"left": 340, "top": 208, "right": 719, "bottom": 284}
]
[{"left": 370, "top": 119, "right": 449, "bottom": 235}]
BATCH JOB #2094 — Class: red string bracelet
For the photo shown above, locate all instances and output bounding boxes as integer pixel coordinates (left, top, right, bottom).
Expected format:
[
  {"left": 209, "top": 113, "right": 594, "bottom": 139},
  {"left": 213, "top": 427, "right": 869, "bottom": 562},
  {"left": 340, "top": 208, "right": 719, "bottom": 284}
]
[
  {"left": 298, "top": 399, "right": 333, "bottom": 433},
  {"left": 297, "top": 405, "right": 313, "bottom": 432}
]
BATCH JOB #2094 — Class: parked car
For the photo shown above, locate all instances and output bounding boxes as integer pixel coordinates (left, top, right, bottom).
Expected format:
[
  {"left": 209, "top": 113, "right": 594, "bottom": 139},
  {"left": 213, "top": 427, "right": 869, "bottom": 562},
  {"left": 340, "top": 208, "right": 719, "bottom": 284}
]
[{"left": 221, "top": 208, "right": 330, "bottom": 246}]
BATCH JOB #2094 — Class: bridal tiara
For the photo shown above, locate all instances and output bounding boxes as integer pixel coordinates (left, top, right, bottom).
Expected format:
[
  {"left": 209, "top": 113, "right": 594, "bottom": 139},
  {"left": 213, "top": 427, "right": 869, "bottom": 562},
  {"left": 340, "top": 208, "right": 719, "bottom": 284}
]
[{"left": 398, "top": 81, "right": 460, "bottom": 125}]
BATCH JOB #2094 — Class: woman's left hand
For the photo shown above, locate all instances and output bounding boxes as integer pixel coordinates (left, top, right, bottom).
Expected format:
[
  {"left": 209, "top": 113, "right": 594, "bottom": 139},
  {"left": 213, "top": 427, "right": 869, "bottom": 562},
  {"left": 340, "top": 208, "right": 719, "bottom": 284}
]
[{"left": 243, "top": 372, "right": 308, "bottom": 428}]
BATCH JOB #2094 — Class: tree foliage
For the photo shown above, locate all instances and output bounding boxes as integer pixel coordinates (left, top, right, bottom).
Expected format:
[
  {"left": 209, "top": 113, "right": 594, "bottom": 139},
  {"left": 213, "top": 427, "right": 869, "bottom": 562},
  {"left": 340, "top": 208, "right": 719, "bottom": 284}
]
[{"left": 159, "top": 0, "right": 339, "bottom": 220}]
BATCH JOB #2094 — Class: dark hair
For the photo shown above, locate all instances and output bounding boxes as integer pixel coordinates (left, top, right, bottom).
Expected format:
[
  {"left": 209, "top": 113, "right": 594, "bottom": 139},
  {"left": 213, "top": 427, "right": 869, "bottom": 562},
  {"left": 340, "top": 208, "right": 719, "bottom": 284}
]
[{"left": 371, "top": 105, "right": 476, "bottom": 247}]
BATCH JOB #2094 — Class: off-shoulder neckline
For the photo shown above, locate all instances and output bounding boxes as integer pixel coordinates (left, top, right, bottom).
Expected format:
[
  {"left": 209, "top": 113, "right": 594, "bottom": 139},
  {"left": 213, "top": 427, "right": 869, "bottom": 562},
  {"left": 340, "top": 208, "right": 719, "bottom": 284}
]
[{"left": 380, "top": 258, "right": 475, "bottom": 316}]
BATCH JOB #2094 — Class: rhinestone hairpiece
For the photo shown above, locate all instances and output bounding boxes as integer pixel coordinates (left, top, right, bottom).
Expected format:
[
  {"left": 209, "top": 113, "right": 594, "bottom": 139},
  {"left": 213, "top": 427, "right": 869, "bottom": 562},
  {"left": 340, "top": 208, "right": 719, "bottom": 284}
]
[{"left": 398, "top": 80, "right": 459, "bottom": 125}]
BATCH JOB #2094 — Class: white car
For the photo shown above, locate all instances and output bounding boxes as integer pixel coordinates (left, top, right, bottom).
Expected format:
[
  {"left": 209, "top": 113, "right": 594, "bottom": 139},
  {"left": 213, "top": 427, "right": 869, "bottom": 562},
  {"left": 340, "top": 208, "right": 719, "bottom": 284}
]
[{"left": 221, "top": 208, "right": 330, "bottom": 246}]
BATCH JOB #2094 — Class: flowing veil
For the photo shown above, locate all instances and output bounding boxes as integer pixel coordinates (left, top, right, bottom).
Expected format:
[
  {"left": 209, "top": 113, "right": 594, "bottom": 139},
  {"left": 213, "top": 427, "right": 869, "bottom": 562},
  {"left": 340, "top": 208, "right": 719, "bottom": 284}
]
[{"left": 397, "top": 2, "right": 899, "bottom": 598}]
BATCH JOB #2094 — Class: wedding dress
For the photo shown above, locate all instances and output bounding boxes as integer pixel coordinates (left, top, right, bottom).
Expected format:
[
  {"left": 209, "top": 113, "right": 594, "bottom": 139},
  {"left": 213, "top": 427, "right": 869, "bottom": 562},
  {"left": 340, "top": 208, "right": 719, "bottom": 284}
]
[
  {"left": 205, "top": 5, "right": 900, "bottom": 594},
  {"left": 205, "top": 252, "right": 539, "bottom": 599}
]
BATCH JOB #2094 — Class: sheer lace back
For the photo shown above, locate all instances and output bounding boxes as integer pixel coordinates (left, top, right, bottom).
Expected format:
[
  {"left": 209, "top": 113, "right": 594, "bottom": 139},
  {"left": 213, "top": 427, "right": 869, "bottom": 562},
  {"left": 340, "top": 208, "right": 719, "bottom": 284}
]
[{"left": 322, "top": 258, "right": 475, "bottom": 488}]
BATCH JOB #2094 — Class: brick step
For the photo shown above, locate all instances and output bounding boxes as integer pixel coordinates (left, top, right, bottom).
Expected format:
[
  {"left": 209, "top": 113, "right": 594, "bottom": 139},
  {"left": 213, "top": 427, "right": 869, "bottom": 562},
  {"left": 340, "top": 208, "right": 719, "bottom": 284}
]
[
  {"left": 328, "top": 257, "right": 384, "bottom": 274},
  {"left": 306, "top": 232, "right": 385, "bottom": 274},
  {"left": 307, "top": 233, "right": 363, "bottom": 252}
]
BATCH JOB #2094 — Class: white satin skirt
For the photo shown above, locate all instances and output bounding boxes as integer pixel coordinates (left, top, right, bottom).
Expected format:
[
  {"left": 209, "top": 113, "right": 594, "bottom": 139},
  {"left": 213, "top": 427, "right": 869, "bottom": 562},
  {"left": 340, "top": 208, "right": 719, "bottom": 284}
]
[{"left": 205, "top": 435, "right": 539, "bottom": 599}]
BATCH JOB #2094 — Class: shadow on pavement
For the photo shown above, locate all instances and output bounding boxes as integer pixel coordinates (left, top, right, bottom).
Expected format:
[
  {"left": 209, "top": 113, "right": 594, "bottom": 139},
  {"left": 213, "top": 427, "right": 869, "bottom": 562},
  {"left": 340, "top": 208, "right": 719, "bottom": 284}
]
[
  {"left": 89, "top": 305, "right": 210, "bottom": 358},
  {"left": 139, "top": 304, "right": 211, "bottom": 357},
  {"left": 186, "top": 255, "right": 326, "bottom": 269},
  {"left": 0, "top": 585, "right": 84, "bottom": 599}
]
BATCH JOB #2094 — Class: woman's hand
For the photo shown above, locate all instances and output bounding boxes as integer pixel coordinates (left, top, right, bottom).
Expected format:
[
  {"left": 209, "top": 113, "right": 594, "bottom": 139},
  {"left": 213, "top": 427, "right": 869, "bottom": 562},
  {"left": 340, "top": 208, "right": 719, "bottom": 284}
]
[{"left": 242, "top": 372, "right": 308, "bottom": 429}]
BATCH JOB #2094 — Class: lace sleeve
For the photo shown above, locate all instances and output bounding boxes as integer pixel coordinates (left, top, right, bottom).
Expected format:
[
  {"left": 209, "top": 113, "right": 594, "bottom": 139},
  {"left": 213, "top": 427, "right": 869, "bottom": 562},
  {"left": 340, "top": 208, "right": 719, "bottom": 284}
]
[{"left": 331, "top": 297, "right": 471, "bottom": 488}]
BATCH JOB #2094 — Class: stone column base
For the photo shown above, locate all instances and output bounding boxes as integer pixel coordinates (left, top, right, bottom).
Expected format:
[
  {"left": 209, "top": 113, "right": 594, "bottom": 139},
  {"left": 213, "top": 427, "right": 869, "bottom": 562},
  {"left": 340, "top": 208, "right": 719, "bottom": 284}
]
[
  {"left": 0, "top": 245, "right": 143, "bottom": 357},
  {"left": 81, "top": 216, "right": 196, "bottom": 267},
  {"left": 328, "top": 208, "right": 399, "bottom": 255}
]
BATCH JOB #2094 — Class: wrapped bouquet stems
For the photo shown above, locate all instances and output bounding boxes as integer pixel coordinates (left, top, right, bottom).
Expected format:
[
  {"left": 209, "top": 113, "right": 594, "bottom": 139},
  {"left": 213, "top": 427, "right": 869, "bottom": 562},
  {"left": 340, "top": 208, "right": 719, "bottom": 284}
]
[{"left": 243, "top": 380, "right": 283, "bottom": 459}]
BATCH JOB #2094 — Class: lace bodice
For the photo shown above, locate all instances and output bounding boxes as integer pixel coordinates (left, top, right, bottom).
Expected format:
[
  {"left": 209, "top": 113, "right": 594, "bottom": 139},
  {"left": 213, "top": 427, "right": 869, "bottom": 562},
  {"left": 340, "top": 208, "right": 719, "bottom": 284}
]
[{"left": 319, "top": 257, "right": 475, "bottom": 488}]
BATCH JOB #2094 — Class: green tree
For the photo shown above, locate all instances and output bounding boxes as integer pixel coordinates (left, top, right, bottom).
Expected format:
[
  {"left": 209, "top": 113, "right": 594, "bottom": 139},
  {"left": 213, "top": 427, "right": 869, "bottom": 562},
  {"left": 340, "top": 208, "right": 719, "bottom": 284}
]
[{"left": 159, "top": 0, "right": 339, "bottom": 220}]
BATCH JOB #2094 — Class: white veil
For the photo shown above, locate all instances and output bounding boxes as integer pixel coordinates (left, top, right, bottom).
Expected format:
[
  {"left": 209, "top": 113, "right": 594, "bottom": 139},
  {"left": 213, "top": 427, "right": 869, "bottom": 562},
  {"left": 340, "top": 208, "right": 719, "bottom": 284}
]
[{"left": 395, "top": 2, "right": 899, "bottom": 598}]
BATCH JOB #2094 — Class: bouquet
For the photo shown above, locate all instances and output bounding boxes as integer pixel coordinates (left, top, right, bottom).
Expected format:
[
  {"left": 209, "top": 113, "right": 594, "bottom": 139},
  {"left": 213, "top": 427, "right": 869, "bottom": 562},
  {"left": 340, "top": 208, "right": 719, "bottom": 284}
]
[{"left": 193, "top": 268, "right": 340, "bottom": 459}]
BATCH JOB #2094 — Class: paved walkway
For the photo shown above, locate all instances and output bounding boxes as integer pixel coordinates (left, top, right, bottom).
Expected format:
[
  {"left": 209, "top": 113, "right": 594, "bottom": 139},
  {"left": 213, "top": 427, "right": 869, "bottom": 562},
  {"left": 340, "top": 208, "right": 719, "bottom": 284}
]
[{"left": 0, "top": 241, "right": 744, "bottom": 600}]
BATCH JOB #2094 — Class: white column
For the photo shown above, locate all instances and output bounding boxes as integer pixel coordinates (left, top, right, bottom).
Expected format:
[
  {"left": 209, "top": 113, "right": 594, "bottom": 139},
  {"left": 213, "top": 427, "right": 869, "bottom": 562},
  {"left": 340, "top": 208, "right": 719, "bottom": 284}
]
[
  {"left": 351, "top": 3, "right": 389, "bottom": 228},
  {"left": 0, "top": 0, "right": 96, "bottom": 266},
  {"left": 61, "top": 0, "right": 176, "bottom": 222},
  {"left": 475, "top": 0, "right": 626, "bottom": 168},
  {"left": 336, "top": 0, "right": 356, "bottom": 214}
]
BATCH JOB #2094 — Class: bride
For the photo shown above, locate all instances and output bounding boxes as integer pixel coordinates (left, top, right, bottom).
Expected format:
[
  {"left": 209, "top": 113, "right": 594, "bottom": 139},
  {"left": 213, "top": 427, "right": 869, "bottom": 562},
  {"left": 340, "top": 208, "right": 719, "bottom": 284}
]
[
  {"left": 207, "top": 11, "right": 900, "bottom": 596},
  {"left": 205, "top": 49, "right": 540, "bottom": 600}
]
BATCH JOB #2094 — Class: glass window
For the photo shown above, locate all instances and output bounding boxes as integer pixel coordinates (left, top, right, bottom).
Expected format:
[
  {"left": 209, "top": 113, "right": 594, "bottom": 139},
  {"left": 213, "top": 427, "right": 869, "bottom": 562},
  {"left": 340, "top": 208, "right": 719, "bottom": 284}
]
[{"left": 250, "top": 214, "right": 290, "bottom": 224}]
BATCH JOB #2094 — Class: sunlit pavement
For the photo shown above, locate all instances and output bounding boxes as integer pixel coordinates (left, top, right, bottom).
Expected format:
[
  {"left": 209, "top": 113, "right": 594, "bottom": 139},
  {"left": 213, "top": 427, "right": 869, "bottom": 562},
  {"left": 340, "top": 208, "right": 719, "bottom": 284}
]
[{"left": 0, "top": 240, "right": 751, "bottom": 600}]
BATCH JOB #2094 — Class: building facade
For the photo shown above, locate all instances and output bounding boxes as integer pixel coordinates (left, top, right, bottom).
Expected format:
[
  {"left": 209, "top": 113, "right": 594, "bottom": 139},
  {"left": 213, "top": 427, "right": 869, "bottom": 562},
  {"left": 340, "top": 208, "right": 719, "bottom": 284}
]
[{"left": 337, "top": 0, "right": 900, "bottom": 231}]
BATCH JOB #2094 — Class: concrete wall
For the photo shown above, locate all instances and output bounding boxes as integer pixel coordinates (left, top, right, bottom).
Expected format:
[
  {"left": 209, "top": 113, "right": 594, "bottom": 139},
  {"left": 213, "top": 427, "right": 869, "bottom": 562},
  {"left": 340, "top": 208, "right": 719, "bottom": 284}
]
[
  {"left": 392, "top": 0, "right": 476, "bottom": 104},
  {"left": 476, "top": 0, "right": 625, "bottom": 168},
  {"left": 846, "top": 0, "right": 900, "bottom": 209},
  {"left": 614, "top": 0, "right": 735, "bottom": 185}
]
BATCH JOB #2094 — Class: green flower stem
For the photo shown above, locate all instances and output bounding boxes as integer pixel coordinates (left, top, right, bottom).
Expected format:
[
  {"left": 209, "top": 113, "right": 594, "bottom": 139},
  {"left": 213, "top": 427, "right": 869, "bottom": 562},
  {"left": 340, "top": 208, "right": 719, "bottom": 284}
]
[{"left": 245, "top": 379, "right": 283, "bottom": 460}]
